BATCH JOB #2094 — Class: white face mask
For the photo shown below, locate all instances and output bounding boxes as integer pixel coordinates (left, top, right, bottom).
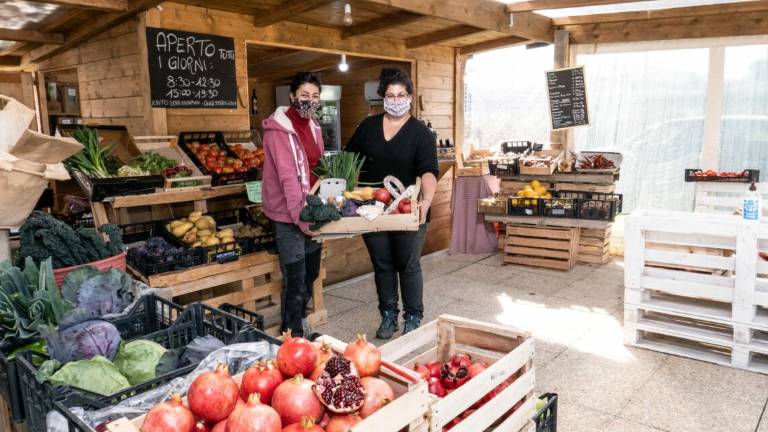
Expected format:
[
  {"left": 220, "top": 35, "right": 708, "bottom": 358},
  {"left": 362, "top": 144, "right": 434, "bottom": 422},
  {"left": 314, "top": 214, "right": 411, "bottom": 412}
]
[{"left": 383, "top": 97, "right": 411, "bottom": 117}]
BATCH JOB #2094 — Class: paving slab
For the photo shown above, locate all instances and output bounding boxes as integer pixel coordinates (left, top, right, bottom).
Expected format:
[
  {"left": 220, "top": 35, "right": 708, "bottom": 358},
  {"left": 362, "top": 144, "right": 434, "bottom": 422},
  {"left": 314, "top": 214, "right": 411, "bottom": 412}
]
[{"left": 553, "top": 401, "right": 616, "bottom": 432}]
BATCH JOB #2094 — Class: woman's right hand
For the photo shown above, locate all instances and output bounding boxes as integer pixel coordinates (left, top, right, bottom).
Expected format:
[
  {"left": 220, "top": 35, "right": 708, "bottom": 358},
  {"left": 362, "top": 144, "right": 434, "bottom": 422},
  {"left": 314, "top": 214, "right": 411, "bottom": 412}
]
[{"left": 304, "top": 229, "right": 321, "bottom": 237}]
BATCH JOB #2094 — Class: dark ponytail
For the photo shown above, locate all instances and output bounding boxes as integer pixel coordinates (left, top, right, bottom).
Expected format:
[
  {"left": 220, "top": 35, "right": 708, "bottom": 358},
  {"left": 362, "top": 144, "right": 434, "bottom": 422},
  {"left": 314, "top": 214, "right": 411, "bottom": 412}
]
[{"left": 377, "top": 67, "right": 413, "bottom": 97}]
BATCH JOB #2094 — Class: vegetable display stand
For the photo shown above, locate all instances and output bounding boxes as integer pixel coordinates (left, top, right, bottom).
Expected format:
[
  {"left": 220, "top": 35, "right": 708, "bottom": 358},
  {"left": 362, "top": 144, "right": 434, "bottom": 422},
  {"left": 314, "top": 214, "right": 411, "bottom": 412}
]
[
  {"left": 17, "top": 299, "right": 271, "bottom": 432},
  {"left": 624, "top": 210, "right": 768, "bottom": 374},
  {"left": 133, "top": 136, "right": 212, "bottom": 191},
  {"left": 379, "top": 315, "right": 536, "bottom": 432},
  {"left": 503, "top": 225, "right": 580, "bottom": 271}
]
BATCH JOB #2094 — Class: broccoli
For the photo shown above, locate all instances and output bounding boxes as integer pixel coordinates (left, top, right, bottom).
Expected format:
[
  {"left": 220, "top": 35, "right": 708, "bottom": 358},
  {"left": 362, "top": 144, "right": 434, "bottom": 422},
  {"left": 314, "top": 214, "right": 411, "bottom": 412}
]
[
  {"left": 300, "top": 207, "right": 314, "bottom": 222},
  {"left": 306, "top": 195, "right": 324, "bottom": 207}
]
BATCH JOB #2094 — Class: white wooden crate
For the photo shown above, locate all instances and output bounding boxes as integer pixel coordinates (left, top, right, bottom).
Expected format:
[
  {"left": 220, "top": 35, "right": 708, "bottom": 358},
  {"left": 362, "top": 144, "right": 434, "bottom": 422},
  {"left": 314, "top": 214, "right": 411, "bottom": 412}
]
[
  {"left": 624, "top": 210, "right": 768, "bottom": 373},
  {"left": 694, "top": 182, "right": 768, "bottom": 215},
  {"left": 379, "top": 315, "right": 536, "bottom": 432}
]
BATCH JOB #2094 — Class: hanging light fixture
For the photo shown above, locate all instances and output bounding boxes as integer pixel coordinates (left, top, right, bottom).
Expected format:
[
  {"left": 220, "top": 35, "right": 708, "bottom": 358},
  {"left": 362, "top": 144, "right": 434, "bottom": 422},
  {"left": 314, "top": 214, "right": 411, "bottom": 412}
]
[
  {"left": 343, "top": 2, "right": 354, "bottom": 26},
  {"left": 338, "top": 54, "right": 349, "bottom": 72}
]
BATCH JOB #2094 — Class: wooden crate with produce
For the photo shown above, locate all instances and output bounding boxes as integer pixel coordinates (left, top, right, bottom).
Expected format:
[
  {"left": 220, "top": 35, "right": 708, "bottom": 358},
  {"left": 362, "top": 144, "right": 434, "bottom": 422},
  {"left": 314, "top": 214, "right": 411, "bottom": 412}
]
[
  {"left": 133, "top": 136, "right": 212, "bottom": 191},
  {"left": 379, "top": 315, "right": 536, "bottom": 432}
]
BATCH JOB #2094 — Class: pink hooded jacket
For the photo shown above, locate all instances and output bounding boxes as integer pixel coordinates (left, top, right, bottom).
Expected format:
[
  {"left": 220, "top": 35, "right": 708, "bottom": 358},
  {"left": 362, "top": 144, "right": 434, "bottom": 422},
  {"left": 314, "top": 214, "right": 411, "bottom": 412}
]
[{"left": 262, "top": 106, "right": 324, "bottom": 233}]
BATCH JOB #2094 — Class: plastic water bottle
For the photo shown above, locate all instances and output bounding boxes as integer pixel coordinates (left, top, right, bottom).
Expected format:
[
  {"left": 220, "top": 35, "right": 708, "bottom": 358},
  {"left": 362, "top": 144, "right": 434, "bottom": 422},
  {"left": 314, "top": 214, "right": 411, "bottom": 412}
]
[{"left": 743, "top": 182, "right": 761, "bottom": 221}]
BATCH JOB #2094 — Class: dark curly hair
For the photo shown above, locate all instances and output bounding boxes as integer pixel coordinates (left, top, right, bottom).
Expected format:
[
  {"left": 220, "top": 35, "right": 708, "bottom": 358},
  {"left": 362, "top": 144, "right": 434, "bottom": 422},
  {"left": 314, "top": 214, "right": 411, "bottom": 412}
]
[
  {"left": 377, "top": 67, "right": 413, "bottom": 97},
  {"left": 290, "top": 71, "right": 322, "bottom": 94}
]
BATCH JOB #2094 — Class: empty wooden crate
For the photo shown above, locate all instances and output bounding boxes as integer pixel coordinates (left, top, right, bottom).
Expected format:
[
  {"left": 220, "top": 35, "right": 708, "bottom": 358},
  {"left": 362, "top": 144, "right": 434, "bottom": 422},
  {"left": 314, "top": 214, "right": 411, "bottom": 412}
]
[{"left": 504, "top": 225, "right": 579, "bottom": 271}]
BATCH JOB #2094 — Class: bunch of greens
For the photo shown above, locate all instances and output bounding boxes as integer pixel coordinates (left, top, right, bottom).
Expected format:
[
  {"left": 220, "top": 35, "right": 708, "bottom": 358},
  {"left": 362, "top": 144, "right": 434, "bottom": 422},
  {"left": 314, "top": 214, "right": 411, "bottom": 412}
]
[
  {"left": 0, "top": 258, "right": 72, "bottom": 345},
  {"left": 66, "top": 127, "right": 118, "bottom": 178},
  {"left": 300, "top": 195, "right": 341, "bottom": 230},
  {"left": 17, "top": 211, "right": 124, "bottom": 269},
  {"left": 129, "top": 152, "right": 177, "bottom": 175},
  {"left": 314, "top": 151, "right": 365, "bottom": 191}
]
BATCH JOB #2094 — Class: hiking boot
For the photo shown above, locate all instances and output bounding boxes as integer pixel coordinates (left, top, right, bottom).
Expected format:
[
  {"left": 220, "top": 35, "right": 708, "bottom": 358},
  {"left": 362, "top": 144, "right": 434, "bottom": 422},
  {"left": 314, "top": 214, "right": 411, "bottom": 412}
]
[
  {"left": 375, "top": 310, "right": 399, "bottom": 340},
  {"left": 403, "top": 314, "right": 421, "bottom": 335}
]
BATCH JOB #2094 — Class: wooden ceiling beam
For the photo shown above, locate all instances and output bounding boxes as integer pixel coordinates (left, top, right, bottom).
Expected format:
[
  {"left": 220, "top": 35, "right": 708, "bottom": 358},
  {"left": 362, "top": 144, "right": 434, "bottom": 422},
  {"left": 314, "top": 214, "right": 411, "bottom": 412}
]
[
  {"left": 35, "top": 0, "right": 127, "bottom": 12},
  {"left": 553, "top": 0, "right": 768, "bottom": 25},
  {"left": 26, "top": 0, "right": 165, "bottom": 64},
  {"left": 565, "top": 9, "right": 768, "bottom": 44},
  {"left": 406, "top": 25, "right": 485, "bottom": 49},
  {"left": 0, "top": 42, "right": 27, "bottom": 57},
  {"left": 360, "top": 0, "right": 554, "bottom": 42},
  {"left": 252, "top": 57, "right": 385, "bottom": 82},
  {"left": 458, "top": 35, "right": 528, "bottom": 55},
  {"left": 0, "top": 28, "right": 63, "bottom": 45},
  {"left": 342, "top": 11, "right": 423, "bottom": 39},
  {"left": 253, "top": 0, "right": 336, "bottom": 27},
  {"left": 507, "top": 0, "right": 646, "bottom": 13},
  {"left": 249, "top": 48, "right": 302, "bottom": 65}
]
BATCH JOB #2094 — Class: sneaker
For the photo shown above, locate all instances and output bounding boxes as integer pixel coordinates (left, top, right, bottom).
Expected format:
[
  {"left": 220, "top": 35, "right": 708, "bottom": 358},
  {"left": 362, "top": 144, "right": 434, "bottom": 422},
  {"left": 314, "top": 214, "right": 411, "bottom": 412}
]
[
  {"left": 403, "top": 314, "right": 421, "bottom": 335},
  {"left": 375, "top": 310, "right": 399, "bottom": 340}
]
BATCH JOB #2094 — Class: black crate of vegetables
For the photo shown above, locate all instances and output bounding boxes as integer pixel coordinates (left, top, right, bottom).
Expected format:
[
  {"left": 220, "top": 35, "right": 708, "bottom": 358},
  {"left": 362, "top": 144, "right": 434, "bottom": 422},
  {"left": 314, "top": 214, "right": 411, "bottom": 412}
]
[
  {"left": 17, "top": 299, "right": 270, "bottom": 432},
  {"left": 533, "top": 393, "right": 558, "bottom": 432},
  {"left": 178, "top": 131, "right": 259, "bottom": 186},
  {"left": 577, "top": 193, "right": 623, "bottom": 221}
]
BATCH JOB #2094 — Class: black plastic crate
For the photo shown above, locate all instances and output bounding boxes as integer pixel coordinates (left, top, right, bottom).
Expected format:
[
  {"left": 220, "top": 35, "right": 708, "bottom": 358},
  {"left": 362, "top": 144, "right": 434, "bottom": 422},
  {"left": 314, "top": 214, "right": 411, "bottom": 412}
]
[
  {"left": 70, "top": 170, "right": 165, "bottom": 202},
  {"left": 684, "top": 169, "right": 760, "bottom": 183},
  {"left": 219, "top": 303, "right": 266, "bottom": 331},
  {"left": 127, "top": 234, "right": 207, "bottom": 277},
  {"left": 578, "top": 193, "right": 623, "bottom": 221},
  {"left": 178, "top": 131, "right": 260, "bottom": 186},
  {"left": 501, "top": 141, "right": 532, "bottom": 155},
  {"left": 18, "top": 301, "right": 271, "bottom": 432},
  {"left": 488, "top": 155, "right": 525, "bottom": 177},
  {"left": 507, "top": 197, "right": 541, "bottom": 217},
  {"left": 541, "top": 197, "right": 578, "bottom": 218},
  {"left": 533, "top": 393, "right": 558, "bottom": 432},
  {"left": 0, "top": 339, "right": 46, "bottom": 424}
]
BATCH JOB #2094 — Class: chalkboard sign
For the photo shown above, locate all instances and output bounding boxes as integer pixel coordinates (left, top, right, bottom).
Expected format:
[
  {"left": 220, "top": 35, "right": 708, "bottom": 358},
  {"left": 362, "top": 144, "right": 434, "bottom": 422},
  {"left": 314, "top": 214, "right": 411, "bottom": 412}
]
[
  {"left": 146, "top": 27, "right": 238, "bottom": 109},
  {"left": 546, "top": 66, "right": 589, "bottom": 130}
]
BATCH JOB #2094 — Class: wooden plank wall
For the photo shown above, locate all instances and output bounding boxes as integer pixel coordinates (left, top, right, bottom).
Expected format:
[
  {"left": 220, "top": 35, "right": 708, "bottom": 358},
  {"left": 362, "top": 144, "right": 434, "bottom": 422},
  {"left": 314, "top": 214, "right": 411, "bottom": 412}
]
[
  {"left": 0, "top": 72, "right": 24, "bottom": 101},
  {"left": 37, "top": 19, "right": 146, "bottom": 135}
]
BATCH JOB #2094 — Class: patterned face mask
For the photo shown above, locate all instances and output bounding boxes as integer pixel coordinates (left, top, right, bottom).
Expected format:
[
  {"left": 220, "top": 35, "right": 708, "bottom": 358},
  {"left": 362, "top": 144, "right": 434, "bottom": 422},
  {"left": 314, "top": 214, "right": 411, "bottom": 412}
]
[
  {"left": 383, "top": 97, "right": 411, "bottom": 117},
  {"left": 292, "top": 98, "right": 320, "bottom": 119}
]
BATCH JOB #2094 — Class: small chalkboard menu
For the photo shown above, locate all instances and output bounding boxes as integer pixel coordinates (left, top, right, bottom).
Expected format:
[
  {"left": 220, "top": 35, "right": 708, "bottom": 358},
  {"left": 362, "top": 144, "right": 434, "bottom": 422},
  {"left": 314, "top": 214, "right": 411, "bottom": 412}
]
[
  {"left": 146, "top": 27, "right": 238, "bottom": 109},
  {"left": 546, "top": 66, "right": 589, "bottom": 130}
]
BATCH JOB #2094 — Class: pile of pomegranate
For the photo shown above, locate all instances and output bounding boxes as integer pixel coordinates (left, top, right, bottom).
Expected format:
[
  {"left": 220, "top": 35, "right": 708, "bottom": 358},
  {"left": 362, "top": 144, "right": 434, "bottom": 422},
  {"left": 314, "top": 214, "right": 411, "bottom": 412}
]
[
  {"left": 140, "top": 334, "right": 391, "bottom": 432},
  {"left": 412, "top": 353, "right": 525, "bottom": 432}
]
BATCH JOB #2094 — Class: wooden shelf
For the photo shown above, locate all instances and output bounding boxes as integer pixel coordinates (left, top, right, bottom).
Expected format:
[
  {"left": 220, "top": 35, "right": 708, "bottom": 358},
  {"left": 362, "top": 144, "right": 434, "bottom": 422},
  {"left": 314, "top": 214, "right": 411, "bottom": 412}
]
[
  {"left": 485, "top": 214, "right": 612, "bottom": 230},
  {"left": 499, "top": 172, "right": 618, "bottom": 185},
  {"left": 106, "top": 184, "right": 246, "bottom": 208}
]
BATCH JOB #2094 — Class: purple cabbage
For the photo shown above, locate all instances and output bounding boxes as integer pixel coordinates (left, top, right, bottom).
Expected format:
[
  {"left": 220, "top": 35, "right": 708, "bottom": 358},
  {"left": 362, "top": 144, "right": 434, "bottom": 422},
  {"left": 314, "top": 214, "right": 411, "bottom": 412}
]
[{"left": 42, "top": 315, "right": 121, "bottom": 363}]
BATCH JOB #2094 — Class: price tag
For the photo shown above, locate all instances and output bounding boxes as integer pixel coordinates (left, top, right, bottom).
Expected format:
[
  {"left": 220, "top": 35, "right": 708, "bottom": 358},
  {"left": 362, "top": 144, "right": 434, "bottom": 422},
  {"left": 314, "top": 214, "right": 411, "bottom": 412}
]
[{"left": 246, "top": 181, "right": 262, "bottom": 203}]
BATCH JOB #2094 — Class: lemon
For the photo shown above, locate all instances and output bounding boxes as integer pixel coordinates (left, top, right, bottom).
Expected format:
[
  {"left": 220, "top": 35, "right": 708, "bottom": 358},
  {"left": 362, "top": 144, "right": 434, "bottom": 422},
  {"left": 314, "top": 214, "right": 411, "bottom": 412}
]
[
  {"left": 523, "top": 185, "right": 533, "bottom": 192},
  {"left": 531, "top": 180, "right": 541, "bottom": 189},
  {"left": 516, "top": 190, "right": 525, "bottom": 197},
  {"left": 535, "top": 186, "right": 548, "bottom": 195},
  {"left": 544, "top": 193, "right": 552, "bottom": 199},
  {"left": 511, "top": 199, "right": 519, "bottom": 205}
]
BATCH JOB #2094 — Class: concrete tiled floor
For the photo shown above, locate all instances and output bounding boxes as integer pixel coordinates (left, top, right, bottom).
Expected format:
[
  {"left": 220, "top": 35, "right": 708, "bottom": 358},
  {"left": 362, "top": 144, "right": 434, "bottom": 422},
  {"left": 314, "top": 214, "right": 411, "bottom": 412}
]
[{"left": 314, "top": 252, "right": 768, "bottom": 432}]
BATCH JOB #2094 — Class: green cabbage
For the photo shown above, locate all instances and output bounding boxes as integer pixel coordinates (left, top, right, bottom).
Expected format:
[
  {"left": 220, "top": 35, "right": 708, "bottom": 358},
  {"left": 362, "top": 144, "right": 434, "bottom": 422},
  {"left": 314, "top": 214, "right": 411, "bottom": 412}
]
[
  {"left": 49, "top": 355, "right": 130, "bottom": 396},
  {"left": 113, "top": 340, "right": 166, "bottom": 385}
]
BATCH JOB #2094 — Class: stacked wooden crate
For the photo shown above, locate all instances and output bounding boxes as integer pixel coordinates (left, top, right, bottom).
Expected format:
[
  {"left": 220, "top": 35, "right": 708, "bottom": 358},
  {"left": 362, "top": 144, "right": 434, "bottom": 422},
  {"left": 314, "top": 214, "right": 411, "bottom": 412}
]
[
  {"left": 577, "top": 228, "right": 611, "bottom": 264},
  {"left": 504, "top": 224, "right": 580, "bottom": 271},
  {"left": 624, "top": 210, "right": 768, "bottom": 374}
]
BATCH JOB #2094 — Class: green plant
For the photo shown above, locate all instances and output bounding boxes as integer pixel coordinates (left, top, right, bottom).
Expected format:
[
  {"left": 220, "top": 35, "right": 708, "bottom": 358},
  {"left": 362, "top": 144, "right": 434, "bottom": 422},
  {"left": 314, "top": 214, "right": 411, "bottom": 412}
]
[
  {"left": 66, "top": 127, "right": 118, "bottom": 178},
  {"left": 314, "top": 151, "right": 365, "bottom": 191}
]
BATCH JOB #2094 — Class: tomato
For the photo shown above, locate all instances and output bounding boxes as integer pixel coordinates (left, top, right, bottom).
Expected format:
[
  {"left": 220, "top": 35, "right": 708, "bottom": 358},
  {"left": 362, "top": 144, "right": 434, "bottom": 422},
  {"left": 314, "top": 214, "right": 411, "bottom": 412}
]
[
  {"left": 213, "top": 167, "right": 223, "bottom": 174},
  {"left": 235, "top": 166, "right": 248, "bottom": 173},
  {"left": 206, "top": 156, "right": 218, "bottom": 163},
  {"left": 226, "top": 158, "right": 235, "bottom": 165},
  {"left": 233, "top": 159, "right": 244, "bottom": 169},
  {"left": 222, "top": 166, "right": 234, "bottom": 174},
  {"left": 189, "top": 142, "right": 199, "bottom": 151}
]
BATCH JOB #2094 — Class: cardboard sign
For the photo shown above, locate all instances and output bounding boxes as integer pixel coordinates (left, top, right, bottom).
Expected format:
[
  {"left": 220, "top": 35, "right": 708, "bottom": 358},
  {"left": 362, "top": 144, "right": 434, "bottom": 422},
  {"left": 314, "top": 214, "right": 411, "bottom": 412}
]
[{"left": 246, "top": 181, "right": 262, "bottom": 203}]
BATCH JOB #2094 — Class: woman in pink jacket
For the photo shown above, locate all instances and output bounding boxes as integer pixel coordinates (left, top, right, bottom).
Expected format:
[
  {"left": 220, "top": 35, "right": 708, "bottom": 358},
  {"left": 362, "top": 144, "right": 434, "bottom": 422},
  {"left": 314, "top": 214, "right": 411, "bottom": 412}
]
[{"left": 262, "top": 72, "right": 324, "bottom": 337}]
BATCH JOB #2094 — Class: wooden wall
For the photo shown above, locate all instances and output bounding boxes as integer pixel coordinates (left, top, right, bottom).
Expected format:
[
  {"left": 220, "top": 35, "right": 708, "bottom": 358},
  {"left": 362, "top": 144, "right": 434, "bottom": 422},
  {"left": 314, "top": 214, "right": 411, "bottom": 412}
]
[
  {"left": 37, "top": 19, "right": 146, "bottom": 135},
  {"left": 0, "top": 73, "right": 25, "bottom": 101}
]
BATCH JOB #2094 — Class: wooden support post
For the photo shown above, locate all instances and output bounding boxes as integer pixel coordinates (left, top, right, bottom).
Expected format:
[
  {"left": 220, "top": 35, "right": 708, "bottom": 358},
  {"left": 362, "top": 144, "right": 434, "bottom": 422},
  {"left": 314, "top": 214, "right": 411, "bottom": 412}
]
[
  {"left": 0, "top": 230, "right": 10, "bottom": 263},
  {"left": 91, "top": 202, "right": 110, "bottom": 230},
  {"left": 35, "top": 71, "right": 49, "bottom": 135},
  {"left": 550, "top": 29, "right": 570, "bottom": 150},
  {"left": 454, "top": 49, "right": 467, "bottom": 166}
]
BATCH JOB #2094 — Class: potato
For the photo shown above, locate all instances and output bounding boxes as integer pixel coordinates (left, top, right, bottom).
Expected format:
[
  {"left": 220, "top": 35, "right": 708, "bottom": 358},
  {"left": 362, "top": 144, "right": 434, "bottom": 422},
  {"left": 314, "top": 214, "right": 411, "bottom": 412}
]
[
  {"left": 220, "top": 236, "right": 235, "bottom": 244},
  {"left": 188, "top": 211, "right": 203, "bottom": 223},
  {"left": 182, "top": 230, "right": 197, "bottom": 244},
  {"left": 197, "top": 229, "right": 212, "bottom": 239},
  {"left": 169, "top": 220, "right": 185, "bottom": 229},
  {"left": 195, "top": 218, "right": 211, "bottom": 230},
  {"left": 192, "top": 241, "right": 202, "bottom": 248},
  {"left": 204, "top": 236, "right": 220, "bottom": 246},
  {"left": 172, "top": 222, "right": 194, "bottom": 238},
  {"left": 216, "top": 228, "right": 234, "bottom": 239}
]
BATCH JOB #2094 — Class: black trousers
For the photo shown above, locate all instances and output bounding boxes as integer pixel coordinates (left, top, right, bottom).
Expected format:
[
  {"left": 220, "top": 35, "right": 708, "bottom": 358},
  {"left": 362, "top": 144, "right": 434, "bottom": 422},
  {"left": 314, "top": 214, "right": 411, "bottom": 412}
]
[
  {"left": 362, "top": 224, "right": 428, "bottom": 319},
  {"left": 274, "top": 221, "right": 322, "bottom": 336}
]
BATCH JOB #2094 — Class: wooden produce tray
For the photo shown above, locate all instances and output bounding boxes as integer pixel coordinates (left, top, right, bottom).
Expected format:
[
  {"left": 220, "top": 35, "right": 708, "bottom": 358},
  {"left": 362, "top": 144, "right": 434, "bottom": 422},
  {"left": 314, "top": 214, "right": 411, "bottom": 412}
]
[
  {"left": 504, "top": 224, "right": 580, "bottom": 271},
  {"left": 313, "top": 179, "right": 421, "bottom": 237},
  {"left": 478, "top": 197, "right": 508, "bottom": 216},
  {"left": 133, "top": 135, "right": 212, "bottom": 191},
  {"left": 107, "top": 335, "right": 427, "bottom": 432},
  {"left": 519, "top": 150, "right": 562, "bottom": 176},
  {"left": 379, "top": 315, "right": 536, "bottom": 432}
]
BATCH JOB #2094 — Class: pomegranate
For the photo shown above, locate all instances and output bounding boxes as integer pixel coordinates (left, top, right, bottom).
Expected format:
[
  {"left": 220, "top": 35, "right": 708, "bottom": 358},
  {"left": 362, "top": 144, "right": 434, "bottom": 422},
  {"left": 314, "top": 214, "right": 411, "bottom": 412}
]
[
  {"left": 359, "top": 377, "right": 394, "bottom": 418},
  {"left": 212, "top": 422, "right": 227, "bottom": 432},
  {"left": 482, "top": 381, "right": 509, "bottom": 404},
  {"left": 314, "top": 371, "right": 366, "bottom": 413},
  {"left": 318, "top": 413, "right": 331, "bottom": 428},
  {"left": 272, "top": 375, "right": 326, "bottom": 425},
  {"left": 413, "top": 363, "right": 430, "bottom": 381},
  {"left": 343, "top": 334, "right": 381, "bottom": 377},
  {"left": 226, "top": 393, "right": 281, "bottom": 432},
  {"left": 188, "top": 364, "right": 240, "bottom": 423},
  {"left": 427, "top": 377, "right": 446, "bottom": 397},
  {"left": 194, "top": 421, "right": 211, "bottom": 432},
  {"left": 443, "top": 416, "right": 462, "bottom": 431},
  {"left": 449, "top": 353, "right": 472, "bottom": 369},
  {"left": 141, "top": 394, "right": 195, "bottom": 432},
  {"left": 425, "top": 361, "right": 442, "bottom": 379},
  {"left": 461, "top": 409, "right": 476, "bottom": 419},
  {"left": 241, "top": 360, "right": 284, "bottom": 404},
  {"left": 314, "top": 341, "right": 334, "bottom": 370},
  {"left": 281, "top": 417, "right": 324, "bottom": 432},
  {"left": 325, "top": 413, "right": 363, "bottom": 432},
  {"left": 468, "top": 362, "right": 488, "bottom": 379},
  {"left": 277, "top": 333, "right": 318, "bottom": 378},
  {"left": 440, "top": 363, "right": 469, "bottom": 390}
]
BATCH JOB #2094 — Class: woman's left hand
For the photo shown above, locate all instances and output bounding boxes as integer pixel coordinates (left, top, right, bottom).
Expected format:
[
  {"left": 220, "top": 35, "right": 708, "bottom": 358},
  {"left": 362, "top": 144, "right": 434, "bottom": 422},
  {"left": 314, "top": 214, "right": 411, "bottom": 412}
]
[{"left": 418, "top": 200, "right": 431, "bottom": 224}]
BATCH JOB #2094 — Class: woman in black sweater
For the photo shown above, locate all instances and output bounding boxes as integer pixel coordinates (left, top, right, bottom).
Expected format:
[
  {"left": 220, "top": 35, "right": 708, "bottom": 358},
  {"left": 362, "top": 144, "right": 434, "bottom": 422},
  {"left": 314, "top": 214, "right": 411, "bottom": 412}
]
[{"left": 346, "top": 68, "right": 439, "bottom": 339}]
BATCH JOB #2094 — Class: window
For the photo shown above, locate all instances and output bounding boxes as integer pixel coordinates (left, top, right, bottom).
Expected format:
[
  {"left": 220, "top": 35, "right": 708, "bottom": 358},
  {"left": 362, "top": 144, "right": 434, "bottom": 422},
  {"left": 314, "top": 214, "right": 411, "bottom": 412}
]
[
  {"left": 464, "top": 45, "right": 553, "bottom": 148},
  {"left": 573, "top": 49, "right": 710, "bottom": 212},
  {"left": 720, "top": 45, "right": 768, "bottom": 175}
]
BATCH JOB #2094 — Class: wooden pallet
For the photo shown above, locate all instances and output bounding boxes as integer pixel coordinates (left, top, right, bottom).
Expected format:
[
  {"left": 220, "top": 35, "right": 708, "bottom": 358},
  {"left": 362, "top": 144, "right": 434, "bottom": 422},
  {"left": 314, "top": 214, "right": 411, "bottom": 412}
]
[
  {"left": 504, "top": 225, "right": 579, "bottom": 271},
  {"left": 577, "top": 227, "right": 611, "bottom": 264},
  {"left": 379, "top": 315, "right": 536, "bottom": 432}
]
